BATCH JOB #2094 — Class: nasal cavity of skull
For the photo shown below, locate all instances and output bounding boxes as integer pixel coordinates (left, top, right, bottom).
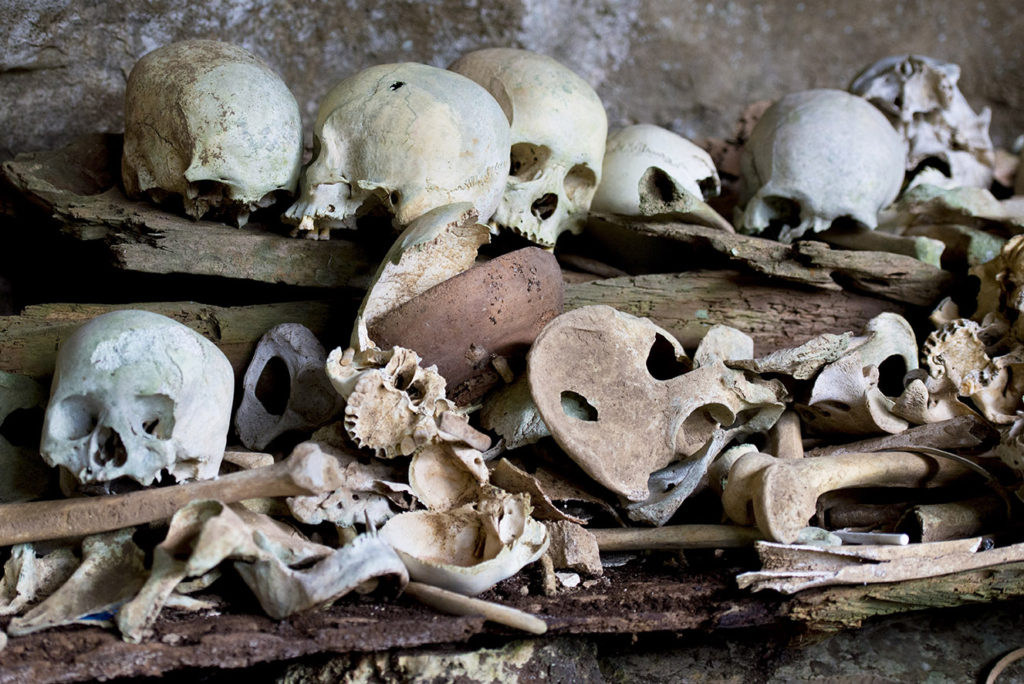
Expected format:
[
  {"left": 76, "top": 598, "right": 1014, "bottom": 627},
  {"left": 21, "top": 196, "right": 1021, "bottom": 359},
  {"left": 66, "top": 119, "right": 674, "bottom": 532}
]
[
  {"left": 0, "top": 406, "right": 44, "bottom": 448},
  {"left": 564, "top": 164, "right": 597, "bottom": 203},
  {"left": 873, "top": 355, "right": 909, "bottom": 398},
  {"left": 135, "top": 394, "right": 176, "bottom": 440},
  {"left": 532, "top": 193, "right": 558, "bottom": 220},
  {"left": 646, "top": 333, "right": 690, "bottom": 381},
  {"left": 910, "top": 156, "right": 952, "bottom": 180},
  {"left": 96, "top": 427, "right": 128, "bottom": 468},
  {"left": 256, "top": 356, "right": 291, "bottom": 416},
  {"left": 510, "top": 143, "right": 551, "bottom": 181},
  {"left": 561, "top": 390, "right": 598, "bottom": 422},
  {"left": 51, "top": 395, "right": 99, "bottom": 440},
  {"left": 393, "top": 371, "right": 423, "bottom": 404}
]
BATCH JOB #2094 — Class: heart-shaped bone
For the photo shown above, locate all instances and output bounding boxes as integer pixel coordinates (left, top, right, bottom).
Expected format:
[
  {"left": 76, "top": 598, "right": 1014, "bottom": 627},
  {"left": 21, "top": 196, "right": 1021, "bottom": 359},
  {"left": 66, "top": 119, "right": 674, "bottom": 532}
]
[{"left": 528, "top": 305, "right": 750, "bottom": 501}]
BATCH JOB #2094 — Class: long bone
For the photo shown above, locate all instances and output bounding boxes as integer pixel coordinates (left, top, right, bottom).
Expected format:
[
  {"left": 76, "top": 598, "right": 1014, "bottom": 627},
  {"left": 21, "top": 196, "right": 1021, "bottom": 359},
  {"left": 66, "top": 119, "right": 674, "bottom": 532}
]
[
  {"left": 0, "top": 448, "right": 347, "bottom": 546},
  {"left": 721, "top": 450, "right": 974, "bottom": 544}
]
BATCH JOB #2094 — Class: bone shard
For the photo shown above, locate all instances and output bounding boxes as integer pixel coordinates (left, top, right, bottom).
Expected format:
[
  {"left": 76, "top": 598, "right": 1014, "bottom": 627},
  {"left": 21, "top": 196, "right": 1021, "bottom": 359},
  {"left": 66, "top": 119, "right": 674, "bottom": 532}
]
[{"left": 379, "top": 490, "right": 549, "bottom": 596}]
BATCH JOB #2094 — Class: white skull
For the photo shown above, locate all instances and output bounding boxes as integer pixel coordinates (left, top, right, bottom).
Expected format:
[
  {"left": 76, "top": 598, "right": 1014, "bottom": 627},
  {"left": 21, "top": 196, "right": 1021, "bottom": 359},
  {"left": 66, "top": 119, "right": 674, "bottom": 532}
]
[
  {"left": 284, "top": 63, "right": 511, "bottom": 239},
  {"left": 591, "top": 123, "right": 720, "bottom": 216},
  {"left": 121, "top": 40, "right": 303, "bottom": 227},
  {"left": 739, "top": 89, "right": 906, "bottom": 242},
  {"left": 850, "top": 55, "right": 994, "bottom": 189},
  {"left": 40, "top": 310, "right": 235, "bottom": 486},
  {"left": 449, "top": 48, "right": 608, "bottom": 246}
]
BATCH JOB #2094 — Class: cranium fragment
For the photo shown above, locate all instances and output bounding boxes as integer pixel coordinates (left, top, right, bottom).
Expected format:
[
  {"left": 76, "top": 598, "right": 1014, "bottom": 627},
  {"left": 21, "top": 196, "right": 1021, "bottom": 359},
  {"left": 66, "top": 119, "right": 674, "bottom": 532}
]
[
  {"left": 326, "top": 346, "right": 452, "bottom": 459},
  {"left": 850, "top": 55, "right": 994, "bottom": 189},
  {"left": 40, "top": 310, "right": 235, "bottom": 486},
  {"left": 284, "top": 63, "right": 511, "bottom": 239},
  {"left": 380, "top": 490, "right": 548, "bottom": 596},
  {"left": 591, "top": 124, "right": 731, "bottom": 230},
  {"left": 799, "top": 313, "right": 919, "bottom": 436},
  {"left": 235, "top": 323, "right": 343, "bottom": 451},
  {"left": 122, "top": 40, "right": 303, "bottom": 226},
  {"left": 739, "top": 89, "right": 906, "bottom": 242},
  {"left": 449, "top": 48, "right": 608, "bottom": 246}
]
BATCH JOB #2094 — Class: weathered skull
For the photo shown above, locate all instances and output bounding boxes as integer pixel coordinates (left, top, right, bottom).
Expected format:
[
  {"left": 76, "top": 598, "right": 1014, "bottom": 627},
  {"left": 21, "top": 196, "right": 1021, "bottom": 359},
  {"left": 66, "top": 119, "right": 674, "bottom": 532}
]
[
  {"left": 284, "top": 63, "right": 511, "bottom": 239},
  {"left": 234, "top": 323, "right": 343, "bottom": 451},
  {"left": 850, "top": 55, "right": 994, "bottom": 189},
  {"left": 449, "top": 48, "right": 608, "bottom": 246},
  {"left": 591, "top": 123, "right": 721, "bottom": 216},
  {"left": 122, "top": 40, "right": 303, "bottom": 226},
  {"left": 739, "top": 89, "right": 906, "bottom": 242},
  {"left": 40, "top": 310, "right": 234, "bottom": 486}
]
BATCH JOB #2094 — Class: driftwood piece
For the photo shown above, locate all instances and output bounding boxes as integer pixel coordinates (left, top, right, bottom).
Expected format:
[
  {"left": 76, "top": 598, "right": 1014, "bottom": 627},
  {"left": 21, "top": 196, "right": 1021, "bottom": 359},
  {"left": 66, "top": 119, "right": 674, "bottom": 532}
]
[
  {"left": 586, "top": 215, "right": 953, "bottom": 307},
  {"left": 564, "top": 270, "right": 914, "bottom": 354},
  {"left": 0, "top": 134, "right": 377, "bottom": 289},
  {"left": 0, "top": 300, "right": 349, "bottom": 379}
]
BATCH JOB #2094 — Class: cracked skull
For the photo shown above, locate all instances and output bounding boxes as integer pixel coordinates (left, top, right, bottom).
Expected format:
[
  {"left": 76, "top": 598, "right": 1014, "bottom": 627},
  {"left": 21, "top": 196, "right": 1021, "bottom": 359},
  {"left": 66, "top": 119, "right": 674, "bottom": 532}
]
[
  {"left": 40, "top": 310, "right": 235, "bottom": 486},
  {"left": 739, "top": 89, "right": 906, "bottom": 242},
  {"left": 122, "top": 40, "right": 304, "bottom": 226},
  {"left": 284, "top": 63, "right": 511, "bottom": 239},
  {"left": 449, "top": 48, "right": 608, "bottom": 246}
]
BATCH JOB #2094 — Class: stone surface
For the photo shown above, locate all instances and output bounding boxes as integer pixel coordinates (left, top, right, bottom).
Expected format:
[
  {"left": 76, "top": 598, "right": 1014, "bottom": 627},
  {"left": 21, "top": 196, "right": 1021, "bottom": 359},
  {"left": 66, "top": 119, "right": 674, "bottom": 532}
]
[{"left": 2, "top": 1, "right": 1022, "bottom": 161}]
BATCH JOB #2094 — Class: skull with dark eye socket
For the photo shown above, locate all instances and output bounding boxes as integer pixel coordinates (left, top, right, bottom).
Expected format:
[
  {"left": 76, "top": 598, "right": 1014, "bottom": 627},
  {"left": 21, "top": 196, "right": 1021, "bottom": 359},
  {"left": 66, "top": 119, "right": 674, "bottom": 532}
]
[{"left": 40, "top": 310, "right": 235, "bottom": 486}]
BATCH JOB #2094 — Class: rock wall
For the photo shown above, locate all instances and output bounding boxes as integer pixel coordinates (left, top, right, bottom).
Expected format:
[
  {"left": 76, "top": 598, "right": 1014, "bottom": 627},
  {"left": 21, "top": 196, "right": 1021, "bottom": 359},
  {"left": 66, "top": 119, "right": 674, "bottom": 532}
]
[{"left": 1, "top": 0, "right": 1022, "bottom": 160}]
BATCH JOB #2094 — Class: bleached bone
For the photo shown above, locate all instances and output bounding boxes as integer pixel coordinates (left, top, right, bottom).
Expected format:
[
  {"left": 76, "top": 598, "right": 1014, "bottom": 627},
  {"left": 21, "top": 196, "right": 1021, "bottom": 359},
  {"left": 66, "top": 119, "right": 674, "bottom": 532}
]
[
  {"left": 0, "top": 544, "right": 77, "bottom": 617},
  {"left": 721, "top": 450, "right": 974, "bottom": 544},
  {"left": 235, "top": 323, "right": 343, "bottom": 450},
  {"left": 403, "top": 581, "right": 546, "bottom": 634},
  {"left": 0, "top": 446, "right": 346, "bottom": 546},
  {"left": 8, "top": 529, "right": 146, "bottom": 636},
  {"left": 528, "top": 306, "right": 785, "bottom": 503}
]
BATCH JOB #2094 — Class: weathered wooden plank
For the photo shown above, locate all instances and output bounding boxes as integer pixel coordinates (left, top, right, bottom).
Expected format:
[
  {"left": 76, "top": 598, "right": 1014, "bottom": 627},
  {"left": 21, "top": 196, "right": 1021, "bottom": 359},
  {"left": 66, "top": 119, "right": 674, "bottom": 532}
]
[
  {"left": 565, "top": 270, "right": 915, "bottom": 353},
  {"left": 0, "top": 135, "right": 378, "bottom": 289},
  {"left": 585, "top": 215, "right": 954, "bottom": 307},
  {"left": 0, "top": 300, "right": 351, "bottom": 379}
]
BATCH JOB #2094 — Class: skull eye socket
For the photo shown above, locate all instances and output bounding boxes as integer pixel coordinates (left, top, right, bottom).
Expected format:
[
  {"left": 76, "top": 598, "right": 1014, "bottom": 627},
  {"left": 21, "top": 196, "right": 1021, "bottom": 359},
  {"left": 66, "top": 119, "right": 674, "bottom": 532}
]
[
  {"left": 563, "top": 163, "right": 597, "bottom": 204},
  {"left": 509, "top": 143, "right": 551, "bottom": 181},
  {"left": 48, "top": 395, "right": 99, "bottom": 441},
  {"left": 135, "top": 394, "right": 175, "bottom": 440}
]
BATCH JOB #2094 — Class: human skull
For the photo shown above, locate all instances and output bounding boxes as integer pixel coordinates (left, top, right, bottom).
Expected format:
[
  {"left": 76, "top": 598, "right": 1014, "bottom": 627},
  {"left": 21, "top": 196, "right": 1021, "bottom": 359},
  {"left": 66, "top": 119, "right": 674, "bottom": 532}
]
[
  {"left": 850, "top": 55, "right": 994, "bottom": 189},
  {"left": 283, "top": 63, "right": 511, "bottom": 240},
  {"left": 122, "top": 40, "right": 303, "bottom": 227},
  {"left": 591, "top": 123, "right": 720, "bottom": 216},
  {"left": 739, "top": 89, "right": 906, "bottom": 242},
  {"left": 40, "top": 310, "right": 235, "bottom": 486},
  {"left": 449, "top": 48, "right": 608, "bottom": 246}
]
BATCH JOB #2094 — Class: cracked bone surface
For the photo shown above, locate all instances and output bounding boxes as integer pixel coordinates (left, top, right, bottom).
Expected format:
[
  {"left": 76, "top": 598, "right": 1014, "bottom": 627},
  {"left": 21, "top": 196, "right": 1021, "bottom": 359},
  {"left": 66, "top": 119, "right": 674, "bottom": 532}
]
[
  {"left": 738, "top": 89, "right": 906, "bottom": 242},
  {"left": 721, "top": 450, "right": 974, "bottom": 544},
  {"left": 283, "top": 63, "right": 510, "bottom": 239},
  {"left": 449, "top": 47, "right": 607, "bottom": 246},
  {"left": 235, "top": 323, "right": 343, "bottom": 451},
  {"left": 798, "top": 312, "right": 919, "bottom": 436},
  {"left": 590, "top": 123, "right": 732, "bottom": 231},
  {"left": 850, "top": 54, "right": 994, "bottom": 190},
  {"left": 40, "top": 310, "right": 235, "bottom": 486},
  {"left": 528, "top": 305, "right": 785, "bottom": 505},
  {"left": 0, "top": 445, "right": 347, "bottom": 546},
  {"left": 121, "top": 40, "right": 303, "bottom": 227}
]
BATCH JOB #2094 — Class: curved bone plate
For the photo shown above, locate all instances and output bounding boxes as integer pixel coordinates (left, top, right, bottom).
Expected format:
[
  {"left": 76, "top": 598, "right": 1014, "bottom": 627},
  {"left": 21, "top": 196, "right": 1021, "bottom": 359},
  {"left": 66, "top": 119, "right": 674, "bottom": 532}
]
[
  {"left": 368, "top": 247, "right": 563, "bottom": 405},
  {"left": 528, "top": 305, "right": 685, "bottom": 501}
]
